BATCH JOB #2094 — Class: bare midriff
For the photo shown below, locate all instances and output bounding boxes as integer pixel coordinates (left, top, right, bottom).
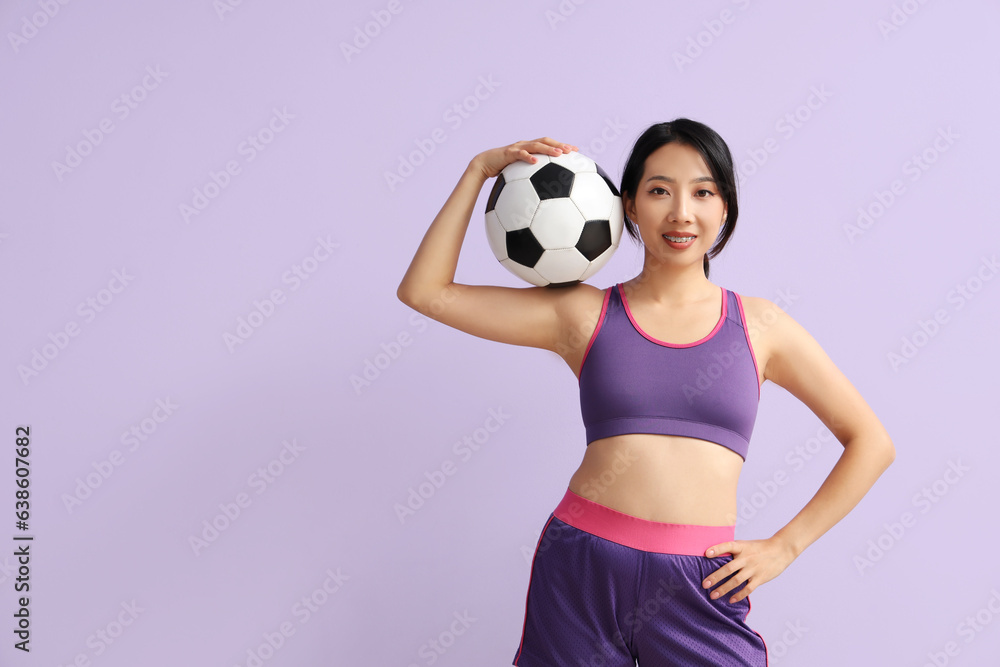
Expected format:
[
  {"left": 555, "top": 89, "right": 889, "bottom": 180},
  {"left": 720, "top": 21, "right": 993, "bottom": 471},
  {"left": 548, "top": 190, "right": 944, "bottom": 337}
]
[{"left": 566, "top": 432, "right": 743, "bottom": 526}]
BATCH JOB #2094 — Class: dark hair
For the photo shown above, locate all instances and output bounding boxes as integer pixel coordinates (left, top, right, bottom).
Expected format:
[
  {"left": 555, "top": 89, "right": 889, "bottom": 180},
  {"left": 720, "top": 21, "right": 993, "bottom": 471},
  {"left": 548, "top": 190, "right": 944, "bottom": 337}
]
[{"left": 619, "top": 118, "right": 739, "bottom": 278}]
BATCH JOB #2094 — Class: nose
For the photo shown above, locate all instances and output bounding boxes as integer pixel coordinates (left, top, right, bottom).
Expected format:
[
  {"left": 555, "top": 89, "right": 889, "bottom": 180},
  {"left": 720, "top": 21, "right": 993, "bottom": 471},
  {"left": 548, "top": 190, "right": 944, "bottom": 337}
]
[{"left": 668, "top": 193, "right": 694, "bottom": 224}]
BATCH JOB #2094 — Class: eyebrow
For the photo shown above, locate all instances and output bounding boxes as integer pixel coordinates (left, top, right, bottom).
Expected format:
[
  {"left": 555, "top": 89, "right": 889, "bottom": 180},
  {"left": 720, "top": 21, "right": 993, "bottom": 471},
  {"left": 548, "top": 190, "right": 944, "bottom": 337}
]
[{"left": 644, "top": 175, "right": 717, "bottom": 184}]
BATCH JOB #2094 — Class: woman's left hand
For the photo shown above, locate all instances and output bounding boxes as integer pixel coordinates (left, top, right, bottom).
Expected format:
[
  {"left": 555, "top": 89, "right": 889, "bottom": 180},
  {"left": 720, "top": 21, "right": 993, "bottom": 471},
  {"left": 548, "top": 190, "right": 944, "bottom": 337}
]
[{"left": 701, "top": 537, "right": 799, "bottom": 604}]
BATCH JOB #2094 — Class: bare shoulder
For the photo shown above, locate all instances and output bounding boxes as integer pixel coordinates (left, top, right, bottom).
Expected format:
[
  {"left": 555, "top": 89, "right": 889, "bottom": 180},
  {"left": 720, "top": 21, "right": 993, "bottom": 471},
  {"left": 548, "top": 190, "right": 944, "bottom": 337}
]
[
  {"left": 732, "top": 293, "right": 791, "bottom": 383},
  {"left": 735, "top": 293, "right": 786, "bottom": 331},
  {"left": 737, "top": 292, "right": 825, "bottom": 385},
  {"left": 552, "top": 282, "right": 612, "bottom": 377},
  {"left": 553, "top": 281, "right": 609, "bottom": 336}
]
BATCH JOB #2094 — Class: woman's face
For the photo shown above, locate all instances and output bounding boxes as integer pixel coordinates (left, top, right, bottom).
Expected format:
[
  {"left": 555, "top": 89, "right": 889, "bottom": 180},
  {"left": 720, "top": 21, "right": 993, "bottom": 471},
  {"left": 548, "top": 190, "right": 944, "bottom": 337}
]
[{"left": 625, "top": 141, "right": 727, "bottom": 266}]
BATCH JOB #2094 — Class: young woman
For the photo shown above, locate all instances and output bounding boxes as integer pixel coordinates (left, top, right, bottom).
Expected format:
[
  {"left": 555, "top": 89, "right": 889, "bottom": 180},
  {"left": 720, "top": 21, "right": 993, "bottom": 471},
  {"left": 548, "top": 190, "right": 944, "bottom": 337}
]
[{"left": 396, "top": 120, "right": 895, "bottom": 667}]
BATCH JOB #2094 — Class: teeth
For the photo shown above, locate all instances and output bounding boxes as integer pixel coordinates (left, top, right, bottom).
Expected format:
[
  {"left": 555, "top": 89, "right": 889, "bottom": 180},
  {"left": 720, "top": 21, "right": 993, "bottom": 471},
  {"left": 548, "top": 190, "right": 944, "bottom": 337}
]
[{"left": 664, "top": 235, "right": 695, "bottom": 242}]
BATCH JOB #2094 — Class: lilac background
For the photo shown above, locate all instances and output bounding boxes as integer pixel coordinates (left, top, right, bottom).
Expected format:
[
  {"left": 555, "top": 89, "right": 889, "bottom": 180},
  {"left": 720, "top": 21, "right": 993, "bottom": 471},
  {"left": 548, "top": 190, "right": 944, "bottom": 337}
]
[{"left": 1, "top": 1, "right": 998, "bottom": 665}]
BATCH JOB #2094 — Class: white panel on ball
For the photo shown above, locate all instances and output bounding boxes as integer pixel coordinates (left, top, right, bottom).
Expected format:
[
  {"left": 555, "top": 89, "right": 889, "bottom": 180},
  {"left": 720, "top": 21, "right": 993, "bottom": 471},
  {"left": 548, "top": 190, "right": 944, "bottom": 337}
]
[
  {"left": 500, "top": 257, "right": 547, "bottom": 287},
  {"left": 501, "top": 154, "right": 552, "bottom": 181},
  {"left": 550, "top": 151, "right": 596, "bottom": 173},
  {"left": 484, "top": 210, "right": 508, "bottom": 261},
  {"left": 531, "top": 199, "right": 586, "bottom": 249},
  {"left": 577, "top": 261, "right": 601, "bottom": 282},
  {"left": 570, "top": 172, "right": 616, "bottom": 221},
  {"left": 493, "top": 179, "right": 540, "bottom": 231},
  {"left": 534, "top": 248, "right": 591, "bottom": 284}
]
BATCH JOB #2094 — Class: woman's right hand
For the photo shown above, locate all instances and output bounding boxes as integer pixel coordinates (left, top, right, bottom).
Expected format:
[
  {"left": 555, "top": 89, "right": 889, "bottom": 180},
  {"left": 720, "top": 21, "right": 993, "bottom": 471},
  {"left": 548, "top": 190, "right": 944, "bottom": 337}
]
[{"left": 472, "top": 137, "right": 579, "bottom": 180}]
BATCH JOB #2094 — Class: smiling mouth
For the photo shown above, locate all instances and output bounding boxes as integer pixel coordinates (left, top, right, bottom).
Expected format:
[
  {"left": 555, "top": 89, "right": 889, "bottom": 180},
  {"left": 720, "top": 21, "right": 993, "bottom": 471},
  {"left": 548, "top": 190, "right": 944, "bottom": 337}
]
[{"left": 663, "top": 235, "right": 696, "bottom": 242}]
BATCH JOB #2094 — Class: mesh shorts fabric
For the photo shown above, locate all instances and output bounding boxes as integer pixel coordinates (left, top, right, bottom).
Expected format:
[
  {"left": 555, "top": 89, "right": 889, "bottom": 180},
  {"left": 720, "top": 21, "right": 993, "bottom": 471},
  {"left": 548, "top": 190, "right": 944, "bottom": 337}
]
[{"left": 512, "top": 489, "right": 769, "bottom": 667}]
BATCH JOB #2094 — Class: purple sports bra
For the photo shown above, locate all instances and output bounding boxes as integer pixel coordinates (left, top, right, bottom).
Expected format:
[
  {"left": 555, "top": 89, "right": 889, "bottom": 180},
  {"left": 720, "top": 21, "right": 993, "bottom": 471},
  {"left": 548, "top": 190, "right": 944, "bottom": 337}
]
[{"left": 578, "top": 283, "right": 761, "bottom": 460}]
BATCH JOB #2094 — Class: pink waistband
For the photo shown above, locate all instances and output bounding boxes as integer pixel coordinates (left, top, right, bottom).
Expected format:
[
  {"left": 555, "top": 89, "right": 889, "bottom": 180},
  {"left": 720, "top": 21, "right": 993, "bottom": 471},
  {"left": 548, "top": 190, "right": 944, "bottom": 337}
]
[{"left": 553, "top": 488, "right": 735, "bottom": 557}]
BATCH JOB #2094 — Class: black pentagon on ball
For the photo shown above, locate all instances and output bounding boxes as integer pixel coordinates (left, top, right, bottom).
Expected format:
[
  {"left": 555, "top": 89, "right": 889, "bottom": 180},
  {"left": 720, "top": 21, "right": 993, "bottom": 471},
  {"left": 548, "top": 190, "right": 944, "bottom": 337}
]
[
  {"left": 595, "top": 164, "right": 621, "bottom": 197},
  {"left": 576, "top": 220, "right": 613, "bottom": 261},
  {"left": 530, "top": 163, "right": 575, "bottom": 200},
  {"left": 485, "top": 173, "right": 505, "bottom": 213},
  {"left": 546, "top": 280, "right": 580, "bottom": 288},
  {"left": 506, "top": 228, "right": 545, "bottom": 267}
]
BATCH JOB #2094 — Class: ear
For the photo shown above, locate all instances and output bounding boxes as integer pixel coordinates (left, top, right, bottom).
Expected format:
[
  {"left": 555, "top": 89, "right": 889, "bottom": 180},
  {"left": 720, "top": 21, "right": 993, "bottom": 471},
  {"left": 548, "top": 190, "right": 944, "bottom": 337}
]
[{"left": 622, "top": 191, "right": 636, "bottom": 222}]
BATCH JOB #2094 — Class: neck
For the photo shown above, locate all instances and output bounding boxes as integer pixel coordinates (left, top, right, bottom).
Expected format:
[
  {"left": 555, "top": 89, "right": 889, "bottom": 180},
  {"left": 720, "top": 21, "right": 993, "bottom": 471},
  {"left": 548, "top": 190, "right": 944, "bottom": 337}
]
[{"left": 628, "top": 250, "right": 715, "bottom": 304}]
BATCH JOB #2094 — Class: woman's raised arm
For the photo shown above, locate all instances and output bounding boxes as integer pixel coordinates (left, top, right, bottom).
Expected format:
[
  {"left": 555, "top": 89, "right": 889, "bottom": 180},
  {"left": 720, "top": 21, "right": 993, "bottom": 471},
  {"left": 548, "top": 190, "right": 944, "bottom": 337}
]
[{"left": 396, "top": 138, "right": 597, "bottom": 354}]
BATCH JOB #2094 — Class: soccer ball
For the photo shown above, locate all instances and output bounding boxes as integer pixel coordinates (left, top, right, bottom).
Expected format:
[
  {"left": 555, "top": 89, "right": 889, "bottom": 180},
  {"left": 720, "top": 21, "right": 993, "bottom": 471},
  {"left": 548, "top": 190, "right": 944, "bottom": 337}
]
[{"left": 484, "top": 151, "right": 624, "bottom": 287}]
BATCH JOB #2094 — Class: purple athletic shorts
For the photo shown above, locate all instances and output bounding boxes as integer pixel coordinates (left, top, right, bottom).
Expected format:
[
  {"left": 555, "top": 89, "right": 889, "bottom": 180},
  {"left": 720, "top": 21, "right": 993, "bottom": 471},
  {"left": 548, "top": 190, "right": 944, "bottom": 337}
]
[{"left": 513, "top": 488, "right": 769, "bottom": 666}]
